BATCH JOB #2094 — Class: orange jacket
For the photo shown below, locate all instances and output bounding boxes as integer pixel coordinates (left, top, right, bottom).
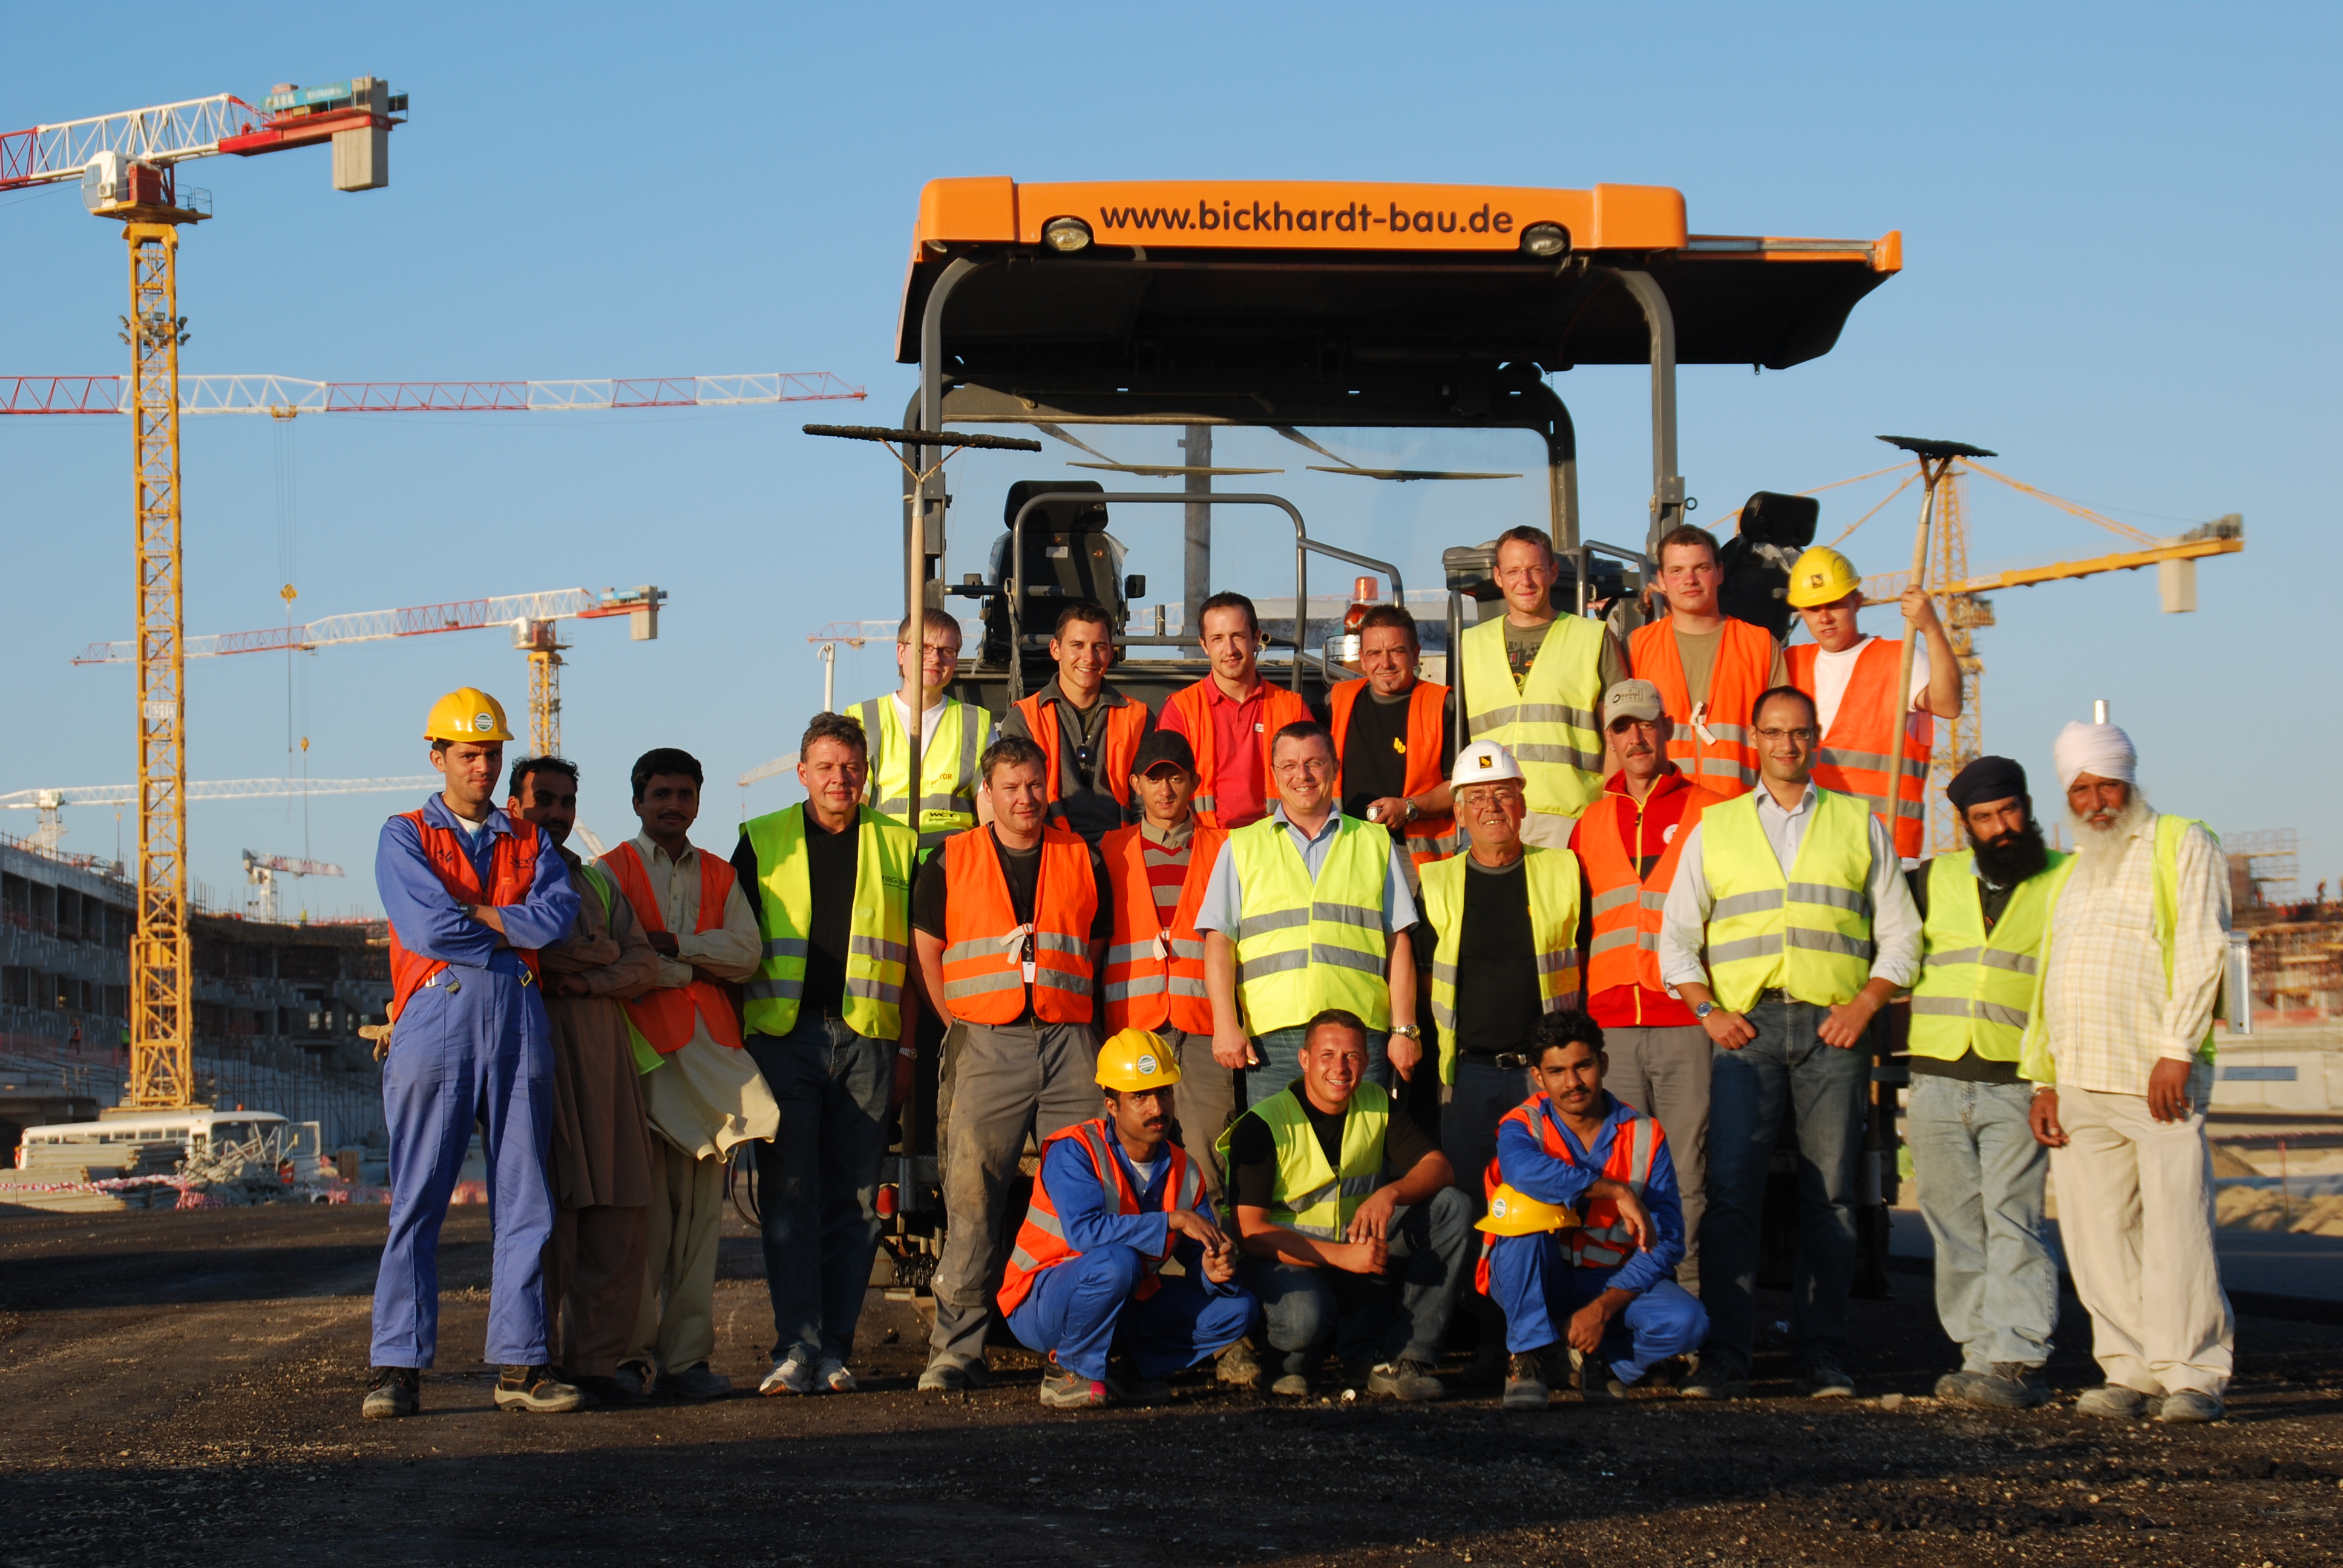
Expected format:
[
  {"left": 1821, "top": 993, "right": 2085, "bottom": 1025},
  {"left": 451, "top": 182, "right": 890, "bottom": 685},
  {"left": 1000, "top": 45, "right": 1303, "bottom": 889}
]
[
  {"left": 998, "top": 1118, "right": 1202, "bottom": 1316},
  {"left": 938, "top": 826, "right": 1099, "bottom": 1026},
  {"left": 1627, "top": 616, "right": 1774, "bottom": 799},
  {"left": 601, "top": 841, "right": 745, "bottom": 1053},
  {"left": 1328, "top": 677, "right": 1459, "bottom": 864},
  {"left": 1099, "top": 820, "right": 1225, "bottom": 1035},
  {"left": 1786, "top": 638, "right": 1932, "bottom": 859},
  {"left": 1162, "top": 677, "right": 1312, "bottom": 826},
  {"left": 1573, "top": 771, "right": 1724, "bottom": 1002},
  {"left": 387, "top": 811, "right": 545, "bottom": 1022},
  {"left": 1012, "top": 689, "right": 1150, "bottom": 829}
]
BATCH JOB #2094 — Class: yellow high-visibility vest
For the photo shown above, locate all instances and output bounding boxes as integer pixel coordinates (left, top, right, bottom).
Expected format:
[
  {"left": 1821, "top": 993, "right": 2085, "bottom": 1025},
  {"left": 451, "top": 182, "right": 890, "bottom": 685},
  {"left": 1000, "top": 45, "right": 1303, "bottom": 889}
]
[
  {"left": 853, "top": 694, "right": 994, "bottom": 852},
  {"left": 1698, "top": 786, "right": 1875, "bottom": 1012},
  {"left": 1419, "top": 845, "right": 1585, "bottom": 1085},
  {"left": 1909, "top": 849, "right": 2068, "bottom": 1063},
  {"left": 741, "top": 805, "right": 917, "bottom": 1041},
  {"left": 1460, "top": 613, "right": 1607, "bottom": 820},
  {"left": 1216, "top": 1080, "right": 1390, "bottom": 1239},
  {"left": 1226, "top": 813, "right": 1394, "bottom": 1034}
]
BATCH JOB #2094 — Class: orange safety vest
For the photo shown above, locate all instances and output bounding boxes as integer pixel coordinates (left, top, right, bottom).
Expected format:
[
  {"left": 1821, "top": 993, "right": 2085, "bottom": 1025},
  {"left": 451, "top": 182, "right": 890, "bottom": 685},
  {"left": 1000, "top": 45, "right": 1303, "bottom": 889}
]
[
  {"left": 1573, "top": 773, "right": 1725, "bottom": 999},
  {"left": 386, "top": 809, "right": 545, "bottom": 1022},
  {"left": 1099, "top": 820, "right": 1226, "bottom": 1035},
  {"left": 1162, "top": 677, "right": 1312, "bottom": 825},
  {"left": 1627, "top": 616, "right": 1774, "bottom": 799},
  {"left": 1328, "top": 677, "right": 1460, "bottom": 864},
  {"left": 600, "top": 841, "right": 746, "bottom": 1053},
  {"left": 998, "top": 1117, "right": 1202, "bottom": 1316},
  {"left": 1786, "top": 638, "right": 1932, "bottom": 860},
  {"left": 1012, "top": 688, "right": 1150, "bottom": 830},
  {"left": 1476, "top": 1093, "right": 1663, "bottom": 1292},
  {"left": 938, "top": 825, "right": 1099, "bottom": 1026}
]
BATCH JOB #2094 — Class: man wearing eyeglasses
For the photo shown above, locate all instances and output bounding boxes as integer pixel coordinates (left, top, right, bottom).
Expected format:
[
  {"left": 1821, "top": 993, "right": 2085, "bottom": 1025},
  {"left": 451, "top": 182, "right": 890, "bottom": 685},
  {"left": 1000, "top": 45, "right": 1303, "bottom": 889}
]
[
  {"left": 850, "top": 609, "right": 995, "bottom": 857},
  {"left": 1656, "top": 686, "right": 1921, "bottom": 1402}
]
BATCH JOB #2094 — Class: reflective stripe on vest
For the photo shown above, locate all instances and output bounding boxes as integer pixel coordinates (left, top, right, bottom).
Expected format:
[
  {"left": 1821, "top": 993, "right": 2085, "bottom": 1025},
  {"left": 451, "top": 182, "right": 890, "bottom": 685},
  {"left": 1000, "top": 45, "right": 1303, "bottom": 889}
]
[
  {"left": 1014, "top": 690, "right": 1148, "bottom": 833},
  {"left": 1627, "top": 616, "right": 1773, "bottom": 799},
  {"left": 1576, "top": 779, "right": 1723, "bottom": 1001},
  {"left": 937, "top": 825, "right": 1099, "bottom": 1025},
  {"left": 739, "top": 805, "right": 917, "bottom": 1041},
  {"left": 600, "top": 841, "right": 745, "bottom": 1052},
  {"left": 385, "top": 809, "right": 545, "bottom": 1022},
  {"left": 1908, "top": 849, "right": 2069, "bottom": 1062},
  {"left": 853, "top": 695, "right": 994, "bottom": 851},
  {"left": 1477, "top": 1095, "right": 1660, "bottom": 1284},
  {"left": 1217, "top": 1082, "right": 1390, "bottom": 1240},
  {"left": 1784, "top": 638, "right": 1932, "bottom": 860},
  {"left": 1165, "top": 679, "right": 1312, "bottom": 820},
  {"left": 1419, "top": 845, "right": 1585, "bottom": 1086},
  {"left": 1225, "top": 813, "right": 1394, "bottom": 1034},
  {"left": 997, "top": 1118, "right": 1202, "bottom": 1316},
  {"left": 1697, "top": 786, "right": 1875, "bottom": 1013},
  {"left": 1100, "top": 820, "right": 1225, "bottom": 1035},
  {"left": 1328, "top": 676, "right": 1461, "bottom": 865},
  {"left": 1459, "top": 613, "right": 1607, "bottom": 820}
]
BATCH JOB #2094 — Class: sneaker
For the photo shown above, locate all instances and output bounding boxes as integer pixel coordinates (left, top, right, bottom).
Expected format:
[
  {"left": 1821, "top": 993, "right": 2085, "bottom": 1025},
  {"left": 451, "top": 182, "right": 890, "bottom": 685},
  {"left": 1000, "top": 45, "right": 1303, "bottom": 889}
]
[
  {"left": 1678, "top": 1352, "right": 1749, "bottom": 1401},
  {"left": 1269, "top": 1372, "right": 1313, "bottom": 1399},
  {"left": 760, "top": 1351, "right": 817, "bottom": 1396},
  {"left": 1571, "top": 1347, "right": 1625, "bottom": 1404},
  {"left": 661, "top": 1362, "right": 732, "bottom": 1402},
  {"left": 575, "top": 1373, "right": 648, "bottom": 1408},
  {"left": 918, "top": 1357, "right": 988, "bottom": 1392},
  {"left": 1038, "top": 1354, "right": 1107, "bottom": 1410},
  {"left": 817, "top": 1357, "right": 857, "bottom": 1394},
  {"left": 1106, "top": 1357, "right": 1170, "bottom": 1405},
  {"left": 362, "top": 1367, "right": 419, "bottom": 1420},
  {"left": 494, "top": 1364, "right": 583, "bottom": 1414},
  {"left": 1794, "top": 1353, "right": 1855, "bottom": 1399},
  {"left": 2074, "top": 1383, "right": 2149, "bottom": 1420},
  {"left": 2154, "top": 1388, "right": 2224, "bottom": 1423},
  {"left": 1938, "top": 1364, "right": 2046, "bottom": 1411},
  {"left": 1214, "top": 1338, "right": 1262, "bottom": 1390},
  {"left": 1502, "top": 1351, "right": 1551, "bottom": 1411},
  {"left": 1366, "top": 1357, "right": 1445, "bottom": 1402}
]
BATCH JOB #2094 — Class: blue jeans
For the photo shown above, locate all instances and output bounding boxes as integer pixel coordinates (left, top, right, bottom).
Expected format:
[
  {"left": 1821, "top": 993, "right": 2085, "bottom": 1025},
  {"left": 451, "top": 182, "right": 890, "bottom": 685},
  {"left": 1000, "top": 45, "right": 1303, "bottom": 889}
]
[
  {"left": 1245, "top": 1025, "right": 1391, "bottom": 1106},
  {"left": 1700, "top": 999, "right": 1867, "bottom": 1370},
  {"left": 1907, "top": 1073, "right": 2057, "bottom": 1371},
  {"left": 746, "top": 1014, "right": 894, "bottom": 1363},
  {"left": 1241, "top": 1186, "right": 1472, "bottom": 1374},
  {"left": 1006, "top": 1245, "right": 1259, "bottom": 1381},
  {"left": 1483, "top": 1232, "right": 1709, "bottom": 1382}
]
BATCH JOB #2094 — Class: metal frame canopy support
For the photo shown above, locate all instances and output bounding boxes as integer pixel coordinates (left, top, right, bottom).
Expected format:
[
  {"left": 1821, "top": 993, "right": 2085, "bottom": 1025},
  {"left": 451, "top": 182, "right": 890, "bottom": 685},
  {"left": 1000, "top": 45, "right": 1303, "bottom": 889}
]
[{"left": 1611, "top": 269, "right": 1686, "bottom": 554}]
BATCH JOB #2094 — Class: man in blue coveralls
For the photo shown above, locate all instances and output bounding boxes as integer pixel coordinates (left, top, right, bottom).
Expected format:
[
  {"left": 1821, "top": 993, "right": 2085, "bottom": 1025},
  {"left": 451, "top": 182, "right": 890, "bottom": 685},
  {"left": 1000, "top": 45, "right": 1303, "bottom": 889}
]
[
  {"left": 998, "top": 1028, "right": 1258, "bottom": 1409},
  {"left": 1481, "top": 1010, "right": 1706, "bottom": 1411},
  {"left": 364, "top": 687, "right": 583, "bottom": 1420}
]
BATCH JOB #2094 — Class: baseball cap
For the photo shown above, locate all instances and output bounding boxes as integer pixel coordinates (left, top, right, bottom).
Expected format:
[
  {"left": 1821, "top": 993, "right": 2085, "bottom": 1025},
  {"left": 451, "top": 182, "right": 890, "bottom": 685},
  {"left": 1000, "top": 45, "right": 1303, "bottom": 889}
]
[
  {"left": 1130, "top": 730, "right": 1196, "bottom": 777},
  {"left": 1602, "top": 679, "right": 1665, "bottom": 726}
]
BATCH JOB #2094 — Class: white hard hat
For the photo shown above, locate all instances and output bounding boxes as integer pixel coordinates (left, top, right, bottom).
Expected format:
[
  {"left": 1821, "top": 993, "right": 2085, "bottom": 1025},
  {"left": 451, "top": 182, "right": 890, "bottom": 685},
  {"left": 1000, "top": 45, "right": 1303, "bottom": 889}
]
[{"left": 1449, "top": 740, "right": 1524, "bottom": 789}]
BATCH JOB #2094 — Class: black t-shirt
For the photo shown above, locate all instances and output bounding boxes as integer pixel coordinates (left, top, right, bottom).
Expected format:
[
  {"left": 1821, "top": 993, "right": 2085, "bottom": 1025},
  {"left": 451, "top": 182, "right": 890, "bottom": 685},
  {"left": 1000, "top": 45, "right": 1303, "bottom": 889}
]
[
  {"left": 730, "top": 812, "right": 858, "bottom": 1024},
  {"left": 912, "top": 828, "right": 1113, "bottom": 1022},
  {"left": 1339, "top": 685, "right": 1456, "bottom": 822},
  {"left": 1450, "top": 857, "right": 1544, "bottom": 1056},
  {"left": 1226, "top": 1086, "right": 1440, "bottom": 1211}
]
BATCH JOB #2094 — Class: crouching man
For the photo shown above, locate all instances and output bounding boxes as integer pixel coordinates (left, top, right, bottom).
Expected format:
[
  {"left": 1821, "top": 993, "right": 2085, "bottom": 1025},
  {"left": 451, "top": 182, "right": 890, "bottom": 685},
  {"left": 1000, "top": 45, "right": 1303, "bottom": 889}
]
[
  {"left": 1000, "top": 1029, "right": 1259, "bottom": 1408},
  {"left": 1484, "top": 1011, "right": 1706, "bottom": 1410},
  {"left": 1219, "top": 1008, "right": 1472, "bottom": 1401}
]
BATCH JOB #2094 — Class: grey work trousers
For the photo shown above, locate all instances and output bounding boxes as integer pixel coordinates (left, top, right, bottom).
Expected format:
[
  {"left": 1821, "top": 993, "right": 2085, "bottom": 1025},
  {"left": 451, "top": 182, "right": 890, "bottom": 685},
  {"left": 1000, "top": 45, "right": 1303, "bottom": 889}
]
[
  {"left": 927, "top": 1018, "right": 1101, "bottom": 1370},
  {"left": 1601, "top": 1022, "right": 1712, "bottom": 1298},
  {"left": 1159, "top": 1024, "right": 1239, "bottom": 1204}
]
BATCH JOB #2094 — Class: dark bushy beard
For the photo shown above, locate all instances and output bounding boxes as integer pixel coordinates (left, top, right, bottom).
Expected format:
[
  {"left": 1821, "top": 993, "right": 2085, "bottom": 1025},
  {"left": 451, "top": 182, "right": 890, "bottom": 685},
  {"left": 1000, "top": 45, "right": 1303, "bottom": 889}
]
[{"left": 1972, "top": 818, "right": 2050, "bottom": 887}]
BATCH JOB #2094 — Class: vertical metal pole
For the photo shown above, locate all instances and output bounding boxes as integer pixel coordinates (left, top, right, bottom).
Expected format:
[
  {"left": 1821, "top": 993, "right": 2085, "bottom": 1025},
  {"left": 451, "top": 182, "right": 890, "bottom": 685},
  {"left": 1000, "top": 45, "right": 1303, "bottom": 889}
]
[
  {"left": 1182, "top": 423, "right": 1213, "bottom": 637},
  {"left": 126, "top": 222, "right": 191, "bottom": 1109},
  {"left": 1615, "top": 270, "right": 1683, "bottom": 556},
  {"left": 1894, "top": 459, "right": 1944, "bottom": 800}
]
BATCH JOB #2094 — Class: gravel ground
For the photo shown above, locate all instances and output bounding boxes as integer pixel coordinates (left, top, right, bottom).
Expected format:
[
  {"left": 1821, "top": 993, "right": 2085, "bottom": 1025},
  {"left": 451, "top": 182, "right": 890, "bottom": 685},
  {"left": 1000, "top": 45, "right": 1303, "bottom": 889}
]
[{"left": 1, "top": 1203, "right": 2338, "bottom": 1567}]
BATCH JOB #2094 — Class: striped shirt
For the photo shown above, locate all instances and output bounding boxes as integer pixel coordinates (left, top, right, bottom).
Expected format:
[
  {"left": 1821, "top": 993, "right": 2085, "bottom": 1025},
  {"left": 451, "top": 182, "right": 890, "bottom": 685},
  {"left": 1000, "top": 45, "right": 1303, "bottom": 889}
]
[{"left": 1139, "top": 817, "right": 1194, "bottom": 927}]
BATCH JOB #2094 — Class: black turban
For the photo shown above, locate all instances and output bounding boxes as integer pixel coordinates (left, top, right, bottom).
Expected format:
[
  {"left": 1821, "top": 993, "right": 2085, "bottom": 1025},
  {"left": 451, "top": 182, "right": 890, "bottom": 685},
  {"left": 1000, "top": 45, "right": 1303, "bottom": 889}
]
[{"left": 1947, "top": 754, "right": 2028, "bottom": 812}]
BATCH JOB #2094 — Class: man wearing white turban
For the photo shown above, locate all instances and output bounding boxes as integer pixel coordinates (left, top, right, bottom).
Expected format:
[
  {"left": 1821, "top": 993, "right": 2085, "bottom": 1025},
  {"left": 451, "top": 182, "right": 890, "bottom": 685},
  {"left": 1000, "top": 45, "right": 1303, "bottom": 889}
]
[{"left": 2021, "top": 720, "right": 2233, "bottom": 1423}]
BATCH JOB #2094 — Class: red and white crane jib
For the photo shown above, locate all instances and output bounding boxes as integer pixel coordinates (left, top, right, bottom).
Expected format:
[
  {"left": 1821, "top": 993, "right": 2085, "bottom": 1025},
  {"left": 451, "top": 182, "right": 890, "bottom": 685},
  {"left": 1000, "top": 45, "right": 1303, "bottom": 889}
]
[
  {"left": 0, "top": 79, "right": 407, "bottom": 199},
  {"left": 0, "top": 371, "right": 867, "bottom": 415},
  {"left": 73, "top": 587, "right": 667, "bottom": 665}
]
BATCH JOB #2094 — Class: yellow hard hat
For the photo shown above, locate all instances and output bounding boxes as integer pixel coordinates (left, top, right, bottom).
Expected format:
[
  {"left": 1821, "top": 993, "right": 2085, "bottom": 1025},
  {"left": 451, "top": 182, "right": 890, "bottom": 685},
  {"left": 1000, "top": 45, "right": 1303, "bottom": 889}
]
[
  {"left": 1095, "top": 1028, "right": 1182, "bottom": 1092},
  {"left": 1784, "top": 546, "right": 1863, "bottom": 609},
  {"left": 424, "top": 687, "right": 513, "bottom": 743},
  {"left": 1475, "top": 1183, "right": 1580, "bottom": 1236}
]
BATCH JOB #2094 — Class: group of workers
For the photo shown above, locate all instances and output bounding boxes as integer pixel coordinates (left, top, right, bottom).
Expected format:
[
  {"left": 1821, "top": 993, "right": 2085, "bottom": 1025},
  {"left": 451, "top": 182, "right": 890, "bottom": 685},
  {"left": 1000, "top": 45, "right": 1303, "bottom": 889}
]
[{"left": 362, "top": 519, "right": 2236, "bottom": 1428}]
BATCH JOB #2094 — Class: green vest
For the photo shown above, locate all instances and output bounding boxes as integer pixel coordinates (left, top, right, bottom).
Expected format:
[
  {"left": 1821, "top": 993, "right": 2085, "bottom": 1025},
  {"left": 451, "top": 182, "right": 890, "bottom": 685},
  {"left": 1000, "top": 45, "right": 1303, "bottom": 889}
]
[
  {"left": 2019, "top": 814, "right": 2221, "bottom": 1084},
  {"left": 1699, "top": 786, "right": 1875, "bottom": 1012},
  {"left": 576, "top": 860, "right": 663, "bottom": 1074},
  {"left": 852, "top": 695, "right": 994, "bottom": 852},
  {"left": 741, "top": 805, "right": 917, "bottom": 1040},
  {"left": 1420, "top": 845, "right": 1585, "bottom": 1086},
  {"left": 1226, "top": 812, "right": 1394, "bottom": 1034},
  {"left": 1909, "top": 850, "right": 2070, "bottom": 1062},
  {"left": 1460, "top": 612, "right": 1607, "bottom": 820},
  {"left": 1216, "top": 1081, "right": 1390, "bottom": 1240}
]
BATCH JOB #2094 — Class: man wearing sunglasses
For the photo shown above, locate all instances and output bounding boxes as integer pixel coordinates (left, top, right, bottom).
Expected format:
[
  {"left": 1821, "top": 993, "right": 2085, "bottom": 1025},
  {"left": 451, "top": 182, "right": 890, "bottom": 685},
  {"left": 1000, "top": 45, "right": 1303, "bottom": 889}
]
[{"left": 1656, "top": 686, "right": 1921, "bottom": 1402}]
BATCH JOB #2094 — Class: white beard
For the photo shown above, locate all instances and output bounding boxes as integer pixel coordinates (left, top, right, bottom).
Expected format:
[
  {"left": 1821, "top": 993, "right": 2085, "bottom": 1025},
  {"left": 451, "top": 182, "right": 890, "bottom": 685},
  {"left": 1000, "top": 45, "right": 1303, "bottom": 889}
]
[{"left": 2065, "top": 788, "right": 2154, "bottom": 897}]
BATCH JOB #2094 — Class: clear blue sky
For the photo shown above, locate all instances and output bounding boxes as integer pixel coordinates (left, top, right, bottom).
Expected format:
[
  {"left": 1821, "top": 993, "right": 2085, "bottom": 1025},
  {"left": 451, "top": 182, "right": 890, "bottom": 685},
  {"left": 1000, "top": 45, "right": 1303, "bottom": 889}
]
[{"left": 5, "top": 2, "right": 2335, "bottom": 914}]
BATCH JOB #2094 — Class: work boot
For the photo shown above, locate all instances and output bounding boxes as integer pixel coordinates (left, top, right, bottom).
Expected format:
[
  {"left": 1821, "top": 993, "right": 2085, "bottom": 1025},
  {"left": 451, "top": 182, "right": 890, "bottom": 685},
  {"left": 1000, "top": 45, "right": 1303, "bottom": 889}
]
[
  {"left": 609, "top": 1361, "right": 652, "bottom": 1403},
  {"left": 1106, "top": 1356, "right": 1170, "bottom": 1405},
  {"left": 1677, "top": 1351, "right": 1748, "bottom": 1402},
  {"left": 575, "top": 1373, "right": 648, "bottom": 1408},
  {"left": 661, "top": 1363, "right": 732, "bottom": 1402},
  {"left": 1936, "top": 1364, "right": 2046, "bottom": 1411},
  {"left": 1366, "top": 1358, "right": 1445, "bottom": 1402},
  {"left": 1571, "top": 1347, "right": 1625, "bottom": 1404},
  {"left": 494, "top": 1365, "right": 583, "bottom": 1414},
  {"left": 2074, "top": 1383, "right": 2149, "bottom": 1420},
  {"left": 362, "top": 1367, "right": 419, "bottom": 1420},
  {"left": 1794, "top": 1352, "right": 1855, "bottom": 1399},
  {"left": 1502, "top": 1352, "right": 1551, "bottom": 1412},
  {"left": 2154, "top": 1389, "right": 2224, "bottom": 1424},
  {"left": 918, "top": 1357, "right": 989, "bottom": 1393},
  {"left": 1038, "top": 1353, "right": 1107, "bottom": 1410},
  {"left": 1269, "top": 1373, "right": 1314, "bottom": 1399},
  {"left": 1214, "top": 1338, "right": 1262, "bottom": 1390}
]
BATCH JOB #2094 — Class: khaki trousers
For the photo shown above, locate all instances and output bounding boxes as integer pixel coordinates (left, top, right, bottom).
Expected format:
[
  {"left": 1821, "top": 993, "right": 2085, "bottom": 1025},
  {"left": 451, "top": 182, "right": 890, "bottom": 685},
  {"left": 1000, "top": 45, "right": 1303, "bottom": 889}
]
[
  {"left": 628, "top": 1134, "right": 724, "bottom": 1374},
  {"left": 2050, "top": 1067, "right": 2233, "bottom": 1397}
]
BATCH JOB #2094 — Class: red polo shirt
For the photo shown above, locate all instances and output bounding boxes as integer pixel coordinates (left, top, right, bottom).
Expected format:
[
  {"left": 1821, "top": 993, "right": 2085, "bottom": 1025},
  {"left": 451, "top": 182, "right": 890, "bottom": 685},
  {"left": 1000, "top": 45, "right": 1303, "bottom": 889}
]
[
  {"left": 1161, "top": 679, "right": 1273, "bottom": 829},
  {"left": 1568, "top": 766, "right": 1702, "bottom": 1029}
]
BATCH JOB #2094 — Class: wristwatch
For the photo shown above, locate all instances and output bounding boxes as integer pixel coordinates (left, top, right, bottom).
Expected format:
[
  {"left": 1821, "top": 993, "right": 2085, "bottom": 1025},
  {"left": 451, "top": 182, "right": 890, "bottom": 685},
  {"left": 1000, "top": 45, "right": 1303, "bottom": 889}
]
[
  {"left": 1392, "top": 1024, "right": 1422, "bottom": 1040},
  {"left": 1693, "top": 1001, "right": 1715, "bottom": 1021},
  {"left": 1401, "top": 797, "right": 1420, "bottom": 823}
]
